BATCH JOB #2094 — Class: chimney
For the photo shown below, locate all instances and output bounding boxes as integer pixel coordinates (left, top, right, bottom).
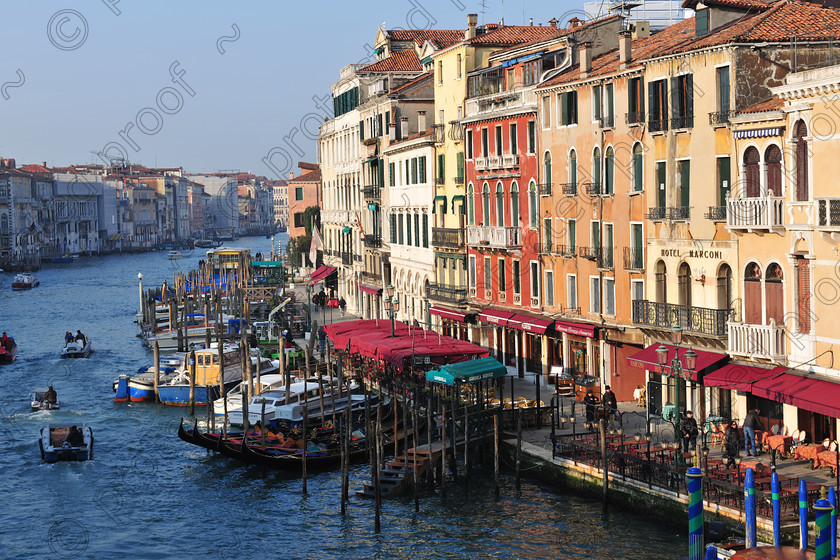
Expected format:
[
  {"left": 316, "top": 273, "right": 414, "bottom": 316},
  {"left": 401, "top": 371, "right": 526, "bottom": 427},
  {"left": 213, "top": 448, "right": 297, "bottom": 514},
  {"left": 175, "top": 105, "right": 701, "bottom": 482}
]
[
  {"left": 417, "top": 111, "right": 427, "bottom": 132},
  {"left": 548, "top": 17, "right": 559, "bottom": 29},
  {"left": 529, "top": 17, "right": 534, "bottom": 26},
  {"left": 389, "top": 122, "right": 396, "bottom": 141},
  {"left": 579, "top": 42, "right": 592, "bottom": 77},
  {"left": 630, "top": 21, "right": 650, "bottom": 39},
  {"left": 289, "top": 172, "right": 294, "bottom": 180},
  {"left": 400, "top": 117, "right": 409, "bottom": 139},
  {"left": 41, "top": 161, "right": 47, "bottom": 168},
  {"left": 466, "top": 13, "right": 478, "bottom": 39},
  {"left": 568, "top": 17, "right": 583, "bottom": 29},
  {"left": 619, "top": 30, "right": 632, "bottom": 69}
]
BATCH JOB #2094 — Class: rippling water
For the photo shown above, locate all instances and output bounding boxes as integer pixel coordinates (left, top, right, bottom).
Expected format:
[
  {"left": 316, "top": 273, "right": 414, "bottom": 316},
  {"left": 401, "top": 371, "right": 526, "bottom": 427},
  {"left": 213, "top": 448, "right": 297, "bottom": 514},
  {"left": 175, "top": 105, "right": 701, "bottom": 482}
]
[{"left": 0, "top": 236, "right": 683, "bottom": 559}]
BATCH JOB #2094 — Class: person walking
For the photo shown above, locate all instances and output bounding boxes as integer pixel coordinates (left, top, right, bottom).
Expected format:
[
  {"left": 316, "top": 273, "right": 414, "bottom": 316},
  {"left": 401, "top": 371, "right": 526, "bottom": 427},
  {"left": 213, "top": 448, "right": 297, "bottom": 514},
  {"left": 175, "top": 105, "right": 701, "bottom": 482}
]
[
  {"left": 338, "top": 297, "right": 346, "bottom": 318},
  {"left": 584, "top": 390, "right": 598, "bottom": 423},
  {"left": 680, "top": 410, "right": 699, "bottom": 454},
  {"left": 602, "top": 385, "right": 618, "bottom": 428},
  {"left": 723, "top": 420, "right": 741, "bottom": 469},
  {"left": 743, "top": 407, "right": 762, "bottom": 456}
]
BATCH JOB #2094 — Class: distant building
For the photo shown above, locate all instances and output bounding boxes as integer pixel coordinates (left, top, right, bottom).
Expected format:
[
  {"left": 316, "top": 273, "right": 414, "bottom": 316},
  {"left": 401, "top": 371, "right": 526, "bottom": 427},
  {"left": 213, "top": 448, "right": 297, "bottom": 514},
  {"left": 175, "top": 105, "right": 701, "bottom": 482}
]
[
  {"left": 189, "top": 175, "right": 239, "bottom": 238},
  {"left": 287, "top": 162, "right": 321, "bottom": 239}
]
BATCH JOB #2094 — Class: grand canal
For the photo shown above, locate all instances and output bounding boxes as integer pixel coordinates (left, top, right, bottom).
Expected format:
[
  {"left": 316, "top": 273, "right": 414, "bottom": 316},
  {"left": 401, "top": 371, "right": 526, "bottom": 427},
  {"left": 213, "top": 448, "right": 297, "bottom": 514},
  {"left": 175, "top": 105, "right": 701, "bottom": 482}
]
[{"left": 0, "top": 236, "right": 682, "bottom": 559}]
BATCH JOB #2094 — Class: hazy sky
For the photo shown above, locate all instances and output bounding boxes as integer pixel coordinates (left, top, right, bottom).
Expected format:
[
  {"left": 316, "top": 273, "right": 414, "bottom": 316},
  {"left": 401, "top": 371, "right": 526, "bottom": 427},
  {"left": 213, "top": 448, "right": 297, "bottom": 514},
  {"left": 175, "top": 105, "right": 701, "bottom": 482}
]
[{"left": 3, "top": 1, "right": 588, "bottom": 178}]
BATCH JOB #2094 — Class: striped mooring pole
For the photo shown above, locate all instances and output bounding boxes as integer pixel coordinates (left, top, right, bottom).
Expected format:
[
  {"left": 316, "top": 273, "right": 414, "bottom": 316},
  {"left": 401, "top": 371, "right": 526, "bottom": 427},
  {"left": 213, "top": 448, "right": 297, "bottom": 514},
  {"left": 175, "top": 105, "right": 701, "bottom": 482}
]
[
  {"left": 801, "top": 479, "right": 809, "bottom": 551},
  {"left": 771, "top": 472, "right": 781, "bottom": 546},
  {"left": 687, "top": 466, "right": 704, "bottom": 560},
  {"left": 745, "top": 467, "right": 756, "bottom": 549},
  {"left": 829, "top": 486, "right": 837, "bottom": 559},
  {"left": 815, "top": 488, "right": 833, "bottom": 560}
]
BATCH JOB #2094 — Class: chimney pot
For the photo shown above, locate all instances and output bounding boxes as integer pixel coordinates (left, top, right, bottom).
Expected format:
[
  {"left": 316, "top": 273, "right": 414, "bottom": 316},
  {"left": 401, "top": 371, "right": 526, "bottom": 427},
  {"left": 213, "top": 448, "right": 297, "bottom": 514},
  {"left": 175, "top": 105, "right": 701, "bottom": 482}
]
[
  {"left": 289, "top": 172, "right": 294, "bottom": 180},
  {"left": 529, "top": 17, "right": 534, "bottom": 26},
  {"left": 400, "top": 117, "right": 409, "bottom": 139},
  {"left": 549, "top": 18, "right": 559, "bottom": 29},
  {"left": 466, "top": 13, "right": 478, "bottom": 39},
  {"left": 619, "top": 30, "right": 632, "bottom": 68},
  {"left": 417, "top": 111, "right": 427, "bottom": 132},
  {"left": 389, "top": 123, "right": 396, "bottom": 141},
  {"left": 579, "top": 42, "right": 592, "bottom": 77}
]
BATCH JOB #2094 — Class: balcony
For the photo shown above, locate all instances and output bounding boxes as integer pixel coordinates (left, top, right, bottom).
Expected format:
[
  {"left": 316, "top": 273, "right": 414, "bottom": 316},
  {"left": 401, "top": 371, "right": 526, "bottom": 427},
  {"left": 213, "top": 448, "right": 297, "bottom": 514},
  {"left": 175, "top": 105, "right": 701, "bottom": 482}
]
[
  {"left": 670, "top": 114, "right": 694, "bottom": 129},
  {"left": 631, "top": 300, "right": 730, "bottom": 338},
  {"left": 709, "top": 110, "right": 732, "bottom": 127},
  {"left": 728, "top": 320, "right": 786, "bottom": 362},
  {"left": 623, "top": 247, "right": 644, "bottom": 271},
  {"left": 816, "top": 198, "right": 840, "bottom": 229},
  {"left": 465, "top": 87, "right": 537, "bottom": 118},
  {"left": 487, "top": 155, "right": 501, "bottom": 169},
  {"left": 649, "top": 116, "right": 668, "bottom": 133},
  {"left": 580, "top": 246, "right": 613, "bottom": 269},
  {"left": 360, "top": 271, "right": 381, "bottom": 285},
  {"left": 584, "top": 182, "right": 602, "bottom": 196},
  {"left": 448, "top": 121, "right": 463, "bottom": 142},
  {"left": 503, "top": 154, "right": 519, "bottom": 168},
  {"left": 432, "top": 124, "right": 446, "bottom": 144},
  {"left": 626, "top": 111, "right": 645, "bottom": 126},
  {"left": 453, "top": 176, "right": 465, "bottom": 186},
  {"left": 705, "top": 206, "right": 727, "bottom": 222},
  {"left": 474, "top": 157, "right": 488, "bottom": 171},
  {"left": 556, "top": 244, "right": 576, "bottom": 258},
  {"left": 540, "top": 241, "right": 552, "bottom": 255},
  {"left": 560, "top": 183, "right": 577, "bottom": 196},
  {"left": 648, "top": 207, "right": 691, "bottom": 221},
  {"left": 466, "top": 225, "right": 521, "bottom": 249},
  {"left": 538, "top": 182, "right": 552, "bottom": 196},
  {"left": 435, "top": 177, "right": 445, "bottom": 185},
  {"left": 726, "top": 197, "right": 784, "bottom": 231},
  {"left": 362, "top": 185, "right": 381, "bottom": 200},
  {"left": 432, "top": 227, "right": 465, "bottom": 249},
  {"left": 363, "top": 235, "right": 382, "bottom": 249},
  {"left": 427, "top": 283, "right": 468, "bottom": 304},
  {"left": 600, "top": 114, "right": 615, "bottom": 128}
]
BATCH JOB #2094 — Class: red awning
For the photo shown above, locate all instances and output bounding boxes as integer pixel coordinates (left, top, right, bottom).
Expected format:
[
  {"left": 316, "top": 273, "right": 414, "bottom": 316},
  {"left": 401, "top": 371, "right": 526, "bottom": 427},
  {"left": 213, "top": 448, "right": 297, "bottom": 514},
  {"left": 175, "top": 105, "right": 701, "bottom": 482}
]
[
  {"left": 752, "top": 370, "right": 840, "bottom": 418},
  {"left": 477, "top": 309, "right": 517, "bottom": 327},
  {"left": 702, "top": 363, "right": 787, "bottom": 392},
  {"left": 429, "top": 306, "right": 473, "bottom": 323},
  {"left": 507, "top": 313, "right": 553, "bottom": 334},
  {"left": 554, "top": 320, "right": 596, "bottom": 338},
  {"left": 308, "top": 265, "right": 336, "bottom": 282},
  {"left": 626, "top": 344, "right": 727, "bottom": 381},
  {"left": 356, "top": 282, "right": 382, "bottom": 295}
]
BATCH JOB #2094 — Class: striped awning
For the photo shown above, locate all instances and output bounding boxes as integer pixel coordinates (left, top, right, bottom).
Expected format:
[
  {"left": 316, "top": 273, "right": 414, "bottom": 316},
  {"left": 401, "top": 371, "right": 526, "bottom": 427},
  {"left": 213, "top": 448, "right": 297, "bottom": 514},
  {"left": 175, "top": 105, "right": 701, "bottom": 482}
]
[{"left": 734, "top": 127, "right": 782, "bottom": 139}]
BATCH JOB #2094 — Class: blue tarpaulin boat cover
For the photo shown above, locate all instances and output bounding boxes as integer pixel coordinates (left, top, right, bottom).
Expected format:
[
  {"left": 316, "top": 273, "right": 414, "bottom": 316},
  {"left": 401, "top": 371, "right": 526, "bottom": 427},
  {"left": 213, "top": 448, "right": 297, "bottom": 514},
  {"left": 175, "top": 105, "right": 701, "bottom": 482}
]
[{"left": 425, "top": 356, "right": 507, "bottom": 386}]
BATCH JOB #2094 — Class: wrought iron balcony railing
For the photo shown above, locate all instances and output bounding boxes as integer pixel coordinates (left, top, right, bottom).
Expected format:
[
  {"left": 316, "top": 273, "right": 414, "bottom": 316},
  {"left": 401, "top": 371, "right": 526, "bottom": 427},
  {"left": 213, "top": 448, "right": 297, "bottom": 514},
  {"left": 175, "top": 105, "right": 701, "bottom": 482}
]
[
  {"left": 705, "top": 206, "right": 727, "bottom": 222},
  {"left": 623, "top": 247, "right": 644, "bottom": 271},
  {"left": 626, "top": 111, "right": 645, "bottom": 125},
  {"left": 709, "top": 110, "right": 732, "bottom": 127},
  {"left": 631, "top": 300, "right": 730, "bottom": 337},
  {"left": 427, "top": 283, "right": 468, "bottom": 304},
  {"left": 431, "top": 227, "right": 464, "bottom": 249},
  {"left": 538, "top": 182, "right": 552, "bottom": 196}
]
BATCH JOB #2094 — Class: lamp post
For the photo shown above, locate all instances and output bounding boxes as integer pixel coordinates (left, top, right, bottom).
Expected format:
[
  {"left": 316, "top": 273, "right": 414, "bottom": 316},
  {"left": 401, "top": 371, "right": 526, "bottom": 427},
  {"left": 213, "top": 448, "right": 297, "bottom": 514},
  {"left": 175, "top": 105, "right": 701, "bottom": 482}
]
[
  {"left": 138, "top": 272, "right": 144, "bottom": 320},
  {"left": 655, "top": 325, "right": 697, "bottom": 468},
  {"left": 384, "top": 284, "right": 399, "bottom": 337},
  {"left": 305, "top": 274, "right": 312, "bottom": 333}
]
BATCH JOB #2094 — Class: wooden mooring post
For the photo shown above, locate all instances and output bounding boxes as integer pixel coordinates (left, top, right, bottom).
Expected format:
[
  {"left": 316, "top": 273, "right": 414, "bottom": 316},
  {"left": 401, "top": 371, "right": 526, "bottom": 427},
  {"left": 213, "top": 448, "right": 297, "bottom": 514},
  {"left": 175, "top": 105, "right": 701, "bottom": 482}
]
[
  {"left": 515, "top": 406, "right": 523, "bottom": 492},
  {"left": 600, "top": 418, "right": 609, "bottom": 509},
  {"left": 494, "top": 409, "right": 500, "bottom": 498},
  {"left": 153, "top": 341, "right": 161, "bottom": 403},
  {"left": 441, "top": 402, "right": 447, "bottom": 498},
  {"left": 374, "top": 402, "right": 382, "bottom": 532},
  {"left": 302, "top": 403, "right": 308, "bottom": 495},
  {"left": 188, "top": 350, "right": 196, "bottom": 417}
]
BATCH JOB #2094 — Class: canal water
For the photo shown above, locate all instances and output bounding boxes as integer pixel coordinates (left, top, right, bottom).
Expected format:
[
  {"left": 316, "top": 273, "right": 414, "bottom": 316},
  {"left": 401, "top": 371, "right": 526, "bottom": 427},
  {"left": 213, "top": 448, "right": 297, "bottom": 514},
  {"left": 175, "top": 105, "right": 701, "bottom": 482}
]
[{"left": 0, "top": 236, "right": 682, "bottom": 559}]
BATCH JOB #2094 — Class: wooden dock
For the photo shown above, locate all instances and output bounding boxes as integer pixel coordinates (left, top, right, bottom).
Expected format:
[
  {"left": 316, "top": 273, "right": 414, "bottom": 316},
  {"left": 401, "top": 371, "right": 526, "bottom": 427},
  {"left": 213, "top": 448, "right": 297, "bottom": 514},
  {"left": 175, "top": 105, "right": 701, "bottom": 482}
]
[{"left": 356, "top": 445, "right": 441, "bottom": 499}]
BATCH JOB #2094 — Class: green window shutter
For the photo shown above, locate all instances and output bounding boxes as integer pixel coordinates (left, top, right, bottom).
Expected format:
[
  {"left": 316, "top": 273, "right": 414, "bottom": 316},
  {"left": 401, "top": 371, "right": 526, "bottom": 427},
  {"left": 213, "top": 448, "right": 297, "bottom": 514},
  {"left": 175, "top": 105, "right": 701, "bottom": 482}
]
[
  {"left": 719, "top": 157, "right": 731, "bottom": 204},
  {"left": 606, "top": 152, "right": 614, "bottom": 194},
  {"left": 389, "top": 162, "right": 395, "bottom": 187},
  {"left": 385, "top": 111, "right": 390, "bottom": 132},
  {"left": 411, "top": 158, "right": 418, "bottom": 184},
  {"left": 593, "top": 86, "right": 601, "bottom": 121},
  {"left": 570, "top": 91, "right": 577, "bottom": 124},
  {"left": 657, "top": 162, "right": 667, "bottom": 208},
  {"left": 438, "top": 154, "right": 445, "bottom": 179},
  {"left": 561, "top": 92, "right": 568, "bottom": 125},
  {"left": 406, "top": 214, "right": 412, "bottom": 246},
  {"left": 419, "top": 156, "right": 426, "bottom": 183},
  {"left": 680, "top": 161, "right": 691, "bottom": 207},
  {"left": 569, "top": 220, "right": 576, "bottom": 250},
  {"left": 390, "top": 214, "right": 396, "bottom": 243},
  {"left": 422, "top": 213, "right": 428, "bottom": 247},
  {"left": 377, "top": 114, "right": 383, "bottom": 136},
  {"left": 360, "top": 120, "right": 365, "bottom": 139},
  {"left": 405, "top": 160, "right": 410, "bottom": 182},
  {"left": 457, "top": 152, "right": 464, "bottom": 181},
  {"left": 633, "top": 151, "right": 643, "bottom": 192},
  {"left": 378, "top": 162, "right": 385, "bottom": 188},
  {"left": 414, "top": 214, "right": 420, "bottom": 247}
]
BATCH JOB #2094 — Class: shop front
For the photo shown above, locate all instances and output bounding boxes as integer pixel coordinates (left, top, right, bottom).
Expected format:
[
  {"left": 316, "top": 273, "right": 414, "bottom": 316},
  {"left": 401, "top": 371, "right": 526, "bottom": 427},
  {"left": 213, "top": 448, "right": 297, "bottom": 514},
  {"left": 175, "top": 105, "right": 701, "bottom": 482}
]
[{"left": 429, "top": 306, "right": 475, "bottom": 341}]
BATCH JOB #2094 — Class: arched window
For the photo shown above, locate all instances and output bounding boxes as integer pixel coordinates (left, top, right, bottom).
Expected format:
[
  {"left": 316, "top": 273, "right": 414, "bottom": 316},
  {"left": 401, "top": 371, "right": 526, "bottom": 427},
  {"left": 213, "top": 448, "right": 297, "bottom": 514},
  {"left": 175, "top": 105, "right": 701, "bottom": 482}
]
[
  {"left": 605, "top": 147, "right": 615, "bottom": 195},
  {"left": 528, "top": 182, "right": 538, "bottom": 228},
  {"left": 766, "top": 145, "right": 782, "bottom": 197},
  {"left": 717, "top": 264, "right": 732, "bottom": 311},
  {"left": 678, "top": 262, "right": 692, "bottom": 307},
  {"left": 543, "top": 151, "right": 552, "bottom": 187},
  {"left": 655, "top": 260, "right": 667, "bottom": 303},
  {"left": 632, "top": 143, "right": 643, "bottom": 192},
  {"left": 510, "top": 182, "right": 519, "bottom": 226},
  {"left": 482, "top": 182, "right": 490, "bottom": 222},
  {"left": 765, "top": 263, "right": 784, "bottom": 325},
  {"left": 795, "top": 120, "right": 809, "bottom": 202},
  {"left": 0, "top": 214, "right": 7, "bottom": 232},
  {"left": 568, "top": 149, "right": 577, "bottom": 190},
  {"left": 744, "top": 147, "right": 760, "bottom": 198},
  {"left": 744, "top": 262, "right": 762, "bottom": 324},
  {"left": 467, "top": 184, "right": 475, "bottom": 225},
  {"left": 592, "top": 147, "right": 602, "bottom": 189},
  {"left": 495, "top": 182, "right": 505, "bottom": 227}
]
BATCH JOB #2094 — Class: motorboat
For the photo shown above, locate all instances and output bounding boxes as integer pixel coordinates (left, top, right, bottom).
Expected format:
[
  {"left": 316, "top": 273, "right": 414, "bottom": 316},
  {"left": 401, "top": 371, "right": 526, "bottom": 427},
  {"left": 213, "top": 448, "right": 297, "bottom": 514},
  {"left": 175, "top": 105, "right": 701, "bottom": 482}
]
[
  {"left": 0, "top": 335, "right": 17, "bottom": 364},
  {"left": 39, "top": 424, "right": 93, "bottom": 463},
  {"left": 62, "top": 335, "right": 92, "bottom": 358},
  {"left": 30, "top": 388, "right": 60, "bottom": 412},
  {"left": 113, "top": 358, "right": 182, "bottom": 402},
  {"left": 194, "top": 239, "right": 219, "bottom": 249},
  {"left": 213, "top": 371, "right": 290, "bottom": 424},
  {"left": 11, "top": 273, "right": 39, "bottom": 290},
  {"left": 51, "top": 254, "right": 77, "bottom": 264},
  {"left": 168, "top": 250, "right": 182, "bottom": 260},
  {"left": 244, "top": 378, "right": 360, "bottom": 427}
]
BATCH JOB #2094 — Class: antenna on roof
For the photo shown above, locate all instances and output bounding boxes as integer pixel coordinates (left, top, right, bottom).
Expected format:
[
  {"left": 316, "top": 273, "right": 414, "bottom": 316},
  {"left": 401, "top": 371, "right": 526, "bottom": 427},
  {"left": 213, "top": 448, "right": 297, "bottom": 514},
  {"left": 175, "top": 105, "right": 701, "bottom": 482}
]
[
  {"left": 480, "top": 0, "right": 487, "bottom": 25},
  {"left": 610, "top": 0, "right": 642, "bottom": 27}
]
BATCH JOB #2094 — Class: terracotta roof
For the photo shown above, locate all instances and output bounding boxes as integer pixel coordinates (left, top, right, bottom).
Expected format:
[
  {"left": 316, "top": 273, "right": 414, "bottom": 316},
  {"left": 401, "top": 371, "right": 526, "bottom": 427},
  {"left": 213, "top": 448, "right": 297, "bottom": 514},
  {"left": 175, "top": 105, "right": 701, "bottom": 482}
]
[
  {"left": 387, "top": 29, "right": 464, "bottom": 48},
  {"left": 682, "top": 0, "right": 773, "bottom": 11},
  {"left": 386, "top": 127, "right": 436, "bottom": 147},
  {"left": 362, "top": 50, "right": 422, "bottom": 73},
  {"left": 389, "top": 72, "right": 433, "bottom": 95},
  {"left": 288, "top": 168, "right": 321, "bottom": 183},
  {"left": 739, "top": 97, "right": 784, "bottom": 114},
  {"left": 491, "top": 15, "right": 622, "bottom": 55},
  {"left": 467, "top": 24, "right": 567, "bottom": 46},
  {"left": 20, "top": 164, "right": 51, "bottom": 173}
]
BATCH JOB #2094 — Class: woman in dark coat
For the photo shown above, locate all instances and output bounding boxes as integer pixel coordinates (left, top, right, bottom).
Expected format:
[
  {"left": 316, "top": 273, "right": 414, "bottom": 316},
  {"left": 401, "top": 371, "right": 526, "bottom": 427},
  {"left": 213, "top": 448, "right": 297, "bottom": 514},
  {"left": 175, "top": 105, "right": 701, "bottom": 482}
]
[{"left": 723, "top": 420, "right": 741, "bottom": 469}]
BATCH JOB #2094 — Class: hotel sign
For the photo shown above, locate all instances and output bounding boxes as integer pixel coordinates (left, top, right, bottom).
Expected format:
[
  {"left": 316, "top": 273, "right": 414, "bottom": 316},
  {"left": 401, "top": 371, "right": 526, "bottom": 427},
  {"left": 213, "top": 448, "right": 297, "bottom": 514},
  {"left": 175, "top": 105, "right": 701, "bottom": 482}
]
[{"left": 660, "top": 248, "right": 724, "bottom": 259}]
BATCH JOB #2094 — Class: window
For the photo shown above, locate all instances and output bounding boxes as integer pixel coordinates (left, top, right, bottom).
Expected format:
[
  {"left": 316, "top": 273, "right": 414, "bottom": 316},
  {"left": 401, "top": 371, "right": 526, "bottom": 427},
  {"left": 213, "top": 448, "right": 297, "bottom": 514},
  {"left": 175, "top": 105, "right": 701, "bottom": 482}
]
[
  {"left": 656, "top": 162, "right": 667, "bottom": 209},
  {"left": 295, "top": 187, "right": 304, "bottom": 201},
  {"left": 456, "top": 54, "right": 462, "bottom": 79},
  {"left": 414, "top": 213, "right": 420, "bottom": 247},
  {"left": 293, "top": 212, "right": 304, "bottom": 228},
  {"left": 604, "top": 278, "right": 615, "bottom": 316},
  {"left": 506, "top": 68, "right": 515, "bottom": 91},
  {"left": 717, "top": 157, "right": 731, "bottom": 206},
  {"left": 524, "top": 60, "right": 539, "bottom": 86},
  {"left": 655, "top": 260, "right": 667, "bottom": 303},
  {"left": 390, "top": 213, "right": 396, "bottom": 243},
  {"left": 591, "top": 220, "right": 601, "bottom": 251},
  {"left": 590, "top": 278, "right": 601, "bottom": 314},
  {"left": 468, "top": 255, "right": 476, "bottom": 288},
  {"left": 510, "top": 123, "right": 518, "bottom": 154},
  {"left": 744, "top": 262, "right": 762, "bottom": 324},
  {"left": 604, "top": 147, "right": 614, "bottom": 195},
  {"left": 406, "top": 213, "right": 412, "bottom": 246},
  {"left": 513, "top": 260, "right": 521, "bottom": 294},
  {"left": 604, "top": 223, "right": 613, "bottom": 268},
  {"left": 389, "top": 162, "right": 395, "bottom": 187},
  {"left": 605, "top": 83, "right": 614, "bottom": 126},
  {"left": 411, "top": 158, "right": 418, "bottom": 184},
  {"left": 543, "top": 217, "right": 552, "bottom": 253},
  {"left": 437, "top": 61, "right": 443, "bottom": 85},
  {"left": 569, "top": 149, "right": 577, "bottom": 190},
  {"left": 632, "top": 144, "right": 643, "bottom": 192},
  {"left": 422, "top": 213, "right": 428, "bottom": 247},
  {"left": 456, "top": 153, "right": 464, "bottom": 183},
  {"left": 545, "top": 270, "right": 554, "bottom": 307},
  {"left": 716, "top": 66, "right": 730, "bottom": 116},
  {"left": 678, "top": 160, "right": 690, "bottom": 210},
  {"left": 744, "top": 147, "right": 760, "bottom": 197},
  {"left": 796, "top": 256, "right": 811, "bottom": 334},
  {"left": 541, "top": 96, "right": 551, "bottom": 129},
  {"left": 405, "top": 160, "right": 410, "bottom": 185},
  {"left": 499, "top": 258, "right": 506, "bottom": 292},
  {"left": 496, "top": 182, "right": 504, "bottom": 227},
  {"left": 527, "top": 121, "right": 536, "bottom": 153},
  {"left": 631, "top": 280, "right": 644, "bottom": 303},
  {"left": 560, "top": 91, "right": 578, "bottom": 125},
  {"left": 671, "top": 74, "right": 694, "bottom": 129},
  {"left": 510, "top": 182, "right": 519, "bottom": 226},
  {"left": 630, "top": 223, "right": 643, "bottom": 269},
  {"left": 795, "top": 120, "right": 809, "bottom": 201},
  {"left": 568, "top": 219, "right": 576, "bottom": 251},
  {"left": 766, "top": 146, "right": 782, "bottom": 196},
  {"left": 467, "top": 184, "right": 475, "bottom": 225},
  {"left": 765, "top": 263, "right": 784, "bottom": 325},
  {"left": 482, "top": 183, "right": 490, "bottom": 221},
  {"left": 437, "top": 154, "right": 445, "bottom": 181},
  {"left": 495, "top": 126, "right": 503, "bottom": 156},
  {"left": 628, "top": 77, "right": 644, "bottom": 124},
  {"left": 567, "top": 275, "right": 577, "bottom": 310},
  {"left": 481, "top": 128, "right": 489, "bottom": 157},
  {"left": 528, "top": 182, "right": 538, "bottom": 228},
  {"left": 466, "top": 130, "right": 474, "bottom": 159},
  {"left": 678, "top": 262, "right": 692, "bottom": 306},
  {"left": 592, "top": 147, "right": 601, "bottom": 189},
  {"left": 398, "top": 213, "right": 404, "bottom": 245},
  {"left": 543, "top": 151, "right": 552, "bottom": 187},
  {"left": 648, "top": 79, "right": 668, "bottom": 132},
  {"left": 592, "top": 85, "right": 602, "bottom": 122},
  {"left": 484, "top": 257, "right": 492, "bottom": 291},
  {"left": 530, "top": 262, "right": 539, "bottom": 305}
]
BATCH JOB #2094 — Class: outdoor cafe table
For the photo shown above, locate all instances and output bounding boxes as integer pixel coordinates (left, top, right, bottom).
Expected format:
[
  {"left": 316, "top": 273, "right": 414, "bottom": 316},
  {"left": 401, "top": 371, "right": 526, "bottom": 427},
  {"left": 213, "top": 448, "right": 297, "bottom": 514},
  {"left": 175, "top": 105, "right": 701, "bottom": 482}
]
[
  {"left": 765, "top": 434, "right": 794, "bottom": 458},
  {"left": 816, "top": 450, "right": 839, "bottom": 472},
  {"left": 794, "top": 443, "right": 822, "bottom": 467}
]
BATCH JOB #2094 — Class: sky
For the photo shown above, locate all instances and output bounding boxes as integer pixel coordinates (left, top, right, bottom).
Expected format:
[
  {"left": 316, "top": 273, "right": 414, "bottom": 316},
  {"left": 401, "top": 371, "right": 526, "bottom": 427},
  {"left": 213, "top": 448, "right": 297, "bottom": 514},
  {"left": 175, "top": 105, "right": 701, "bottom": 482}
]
[{"left": 2, "top": 1, "right": 589, "bottom": 179}]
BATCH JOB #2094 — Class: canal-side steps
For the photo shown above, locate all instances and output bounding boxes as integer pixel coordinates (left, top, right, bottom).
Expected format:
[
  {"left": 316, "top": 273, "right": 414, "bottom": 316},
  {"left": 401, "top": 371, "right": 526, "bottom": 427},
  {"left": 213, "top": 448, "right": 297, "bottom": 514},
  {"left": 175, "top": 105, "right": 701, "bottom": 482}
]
[{"left": 356, "top": 447, "right": 441, "bottom": 498}]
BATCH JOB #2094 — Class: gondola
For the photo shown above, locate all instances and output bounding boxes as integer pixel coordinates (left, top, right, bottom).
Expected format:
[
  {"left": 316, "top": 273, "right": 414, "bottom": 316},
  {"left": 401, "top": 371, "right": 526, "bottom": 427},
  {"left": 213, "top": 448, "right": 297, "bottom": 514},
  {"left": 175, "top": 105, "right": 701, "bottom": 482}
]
[{"left": 238, "top": 435, "right": 370, "bottom": 471}]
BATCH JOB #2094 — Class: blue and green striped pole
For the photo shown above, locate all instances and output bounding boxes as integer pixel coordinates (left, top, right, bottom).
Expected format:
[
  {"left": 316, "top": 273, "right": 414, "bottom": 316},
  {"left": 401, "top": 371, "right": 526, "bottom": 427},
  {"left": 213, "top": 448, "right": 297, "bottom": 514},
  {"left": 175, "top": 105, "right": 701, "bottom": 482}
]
[
  {"left": 745, "top": 467, "right": 756, "bottom": 548},
  {"left": 800, "top": 479, "right": 809, "bottom": 551},
  {"left": 814, "top": 491, "right": 833, "bottom": 560},
  {"left": 771, "top": 472, "right": 780, "bottom": 546},
  {"left": 687, "top": 466, "right": 704, "bottom": 560},
  {"left": 829, "top": 486, "right": 836, "bottom": 558}
]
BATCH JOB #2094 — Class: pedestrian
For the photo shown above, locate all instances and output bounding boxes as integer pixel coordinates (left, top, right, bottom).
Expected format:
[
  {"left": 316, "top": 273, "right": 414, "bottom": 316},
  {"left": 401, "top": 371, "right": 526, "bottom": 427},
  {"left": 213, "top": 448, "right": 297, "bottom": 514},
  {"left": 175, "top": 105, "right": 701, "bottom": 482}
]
[
  {"left": 723, "top": 420, "right": 741, "bottom": 469},
  {"left": 602, "top": 385, "right": 618, "bottom": 428},
  {"left": 338, "top": 297, "right": 346, "bottom": 318},
  {"left": 680, "top": 410, "right": 699, "bottom": 454},
  {"left": 584, "top": 390, "right": 598, "bottom": 423},
  {"left": 743, "top": 407, "right": 762, "bottom": 456},
  {"left": 317, "top": 326, "right": 326, "bottom": 356}
]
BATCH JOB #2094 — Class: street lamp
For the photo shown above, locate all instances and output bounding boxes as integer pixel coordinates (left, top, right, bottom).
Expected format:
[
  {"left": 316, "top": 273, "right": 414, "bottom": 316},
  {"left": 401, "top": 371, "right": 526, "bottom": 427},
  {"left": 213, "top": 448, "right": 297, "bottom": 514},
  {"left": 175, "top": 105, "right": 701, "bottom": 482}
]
[
  {"left": 655, "top": 324, "right": 697, "bottom": 468},
  {"left": 305, "top": 274, "right": 312, "bottom": 333},
  {"left": 384, "top": 284, "right": 399, "bottom": 337}
]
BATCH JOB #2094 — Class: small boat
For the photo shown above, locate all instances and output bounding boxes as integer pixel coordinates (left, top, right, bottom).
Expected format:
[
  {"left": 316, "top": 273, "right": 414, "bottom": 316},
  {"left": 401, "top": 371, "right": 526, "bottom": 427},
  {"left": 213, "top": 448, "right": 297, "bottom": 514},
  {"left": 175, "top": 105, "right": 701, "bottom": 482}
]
[
  {"left": 51, "top": 254, "right": 77, "bottom": 264},
  {"left": 113, "top": 360, "right": 181, "bottom": 402},
  {"left": 39, "top": 424, "right": 93, "bottom": 463},
  {"left": 61, "top": 336, "right": 92, "bottom": 358},
  {"left": 11, "top": 273, "right": 39, "bottom": 290},
  {"left": 0, "top": 335, "right": 17, "bottom": 364},
  {"left": 213, "top": 371, "right": 290, "bottom": 424},
  {"left": 30, "top": 388, "right": 60, "bottom": 412},
  {"left": 167, "top": 250, "right": 182, "bottom": 260},
  {"left": 194, "top": 239, "right": 219, "bottom": 249}
]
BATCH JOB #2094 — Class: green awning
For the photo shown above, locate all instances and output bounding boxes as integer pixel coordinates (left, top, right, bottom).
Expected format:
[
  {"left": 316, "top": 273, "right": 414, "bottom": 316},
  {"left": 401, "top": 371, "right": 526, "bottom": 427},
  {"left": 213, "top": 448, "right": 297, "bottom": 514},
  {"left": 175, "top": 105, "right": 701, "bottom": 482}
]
[
  {"left": 425, "top": 356, "right": 507, "bottom": 386},
  {"left": 342, "top": 227, "right": 351, "bottom": 234},
  {"left": 252, "top": 261, "right": 285, "bottom": 268}
]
